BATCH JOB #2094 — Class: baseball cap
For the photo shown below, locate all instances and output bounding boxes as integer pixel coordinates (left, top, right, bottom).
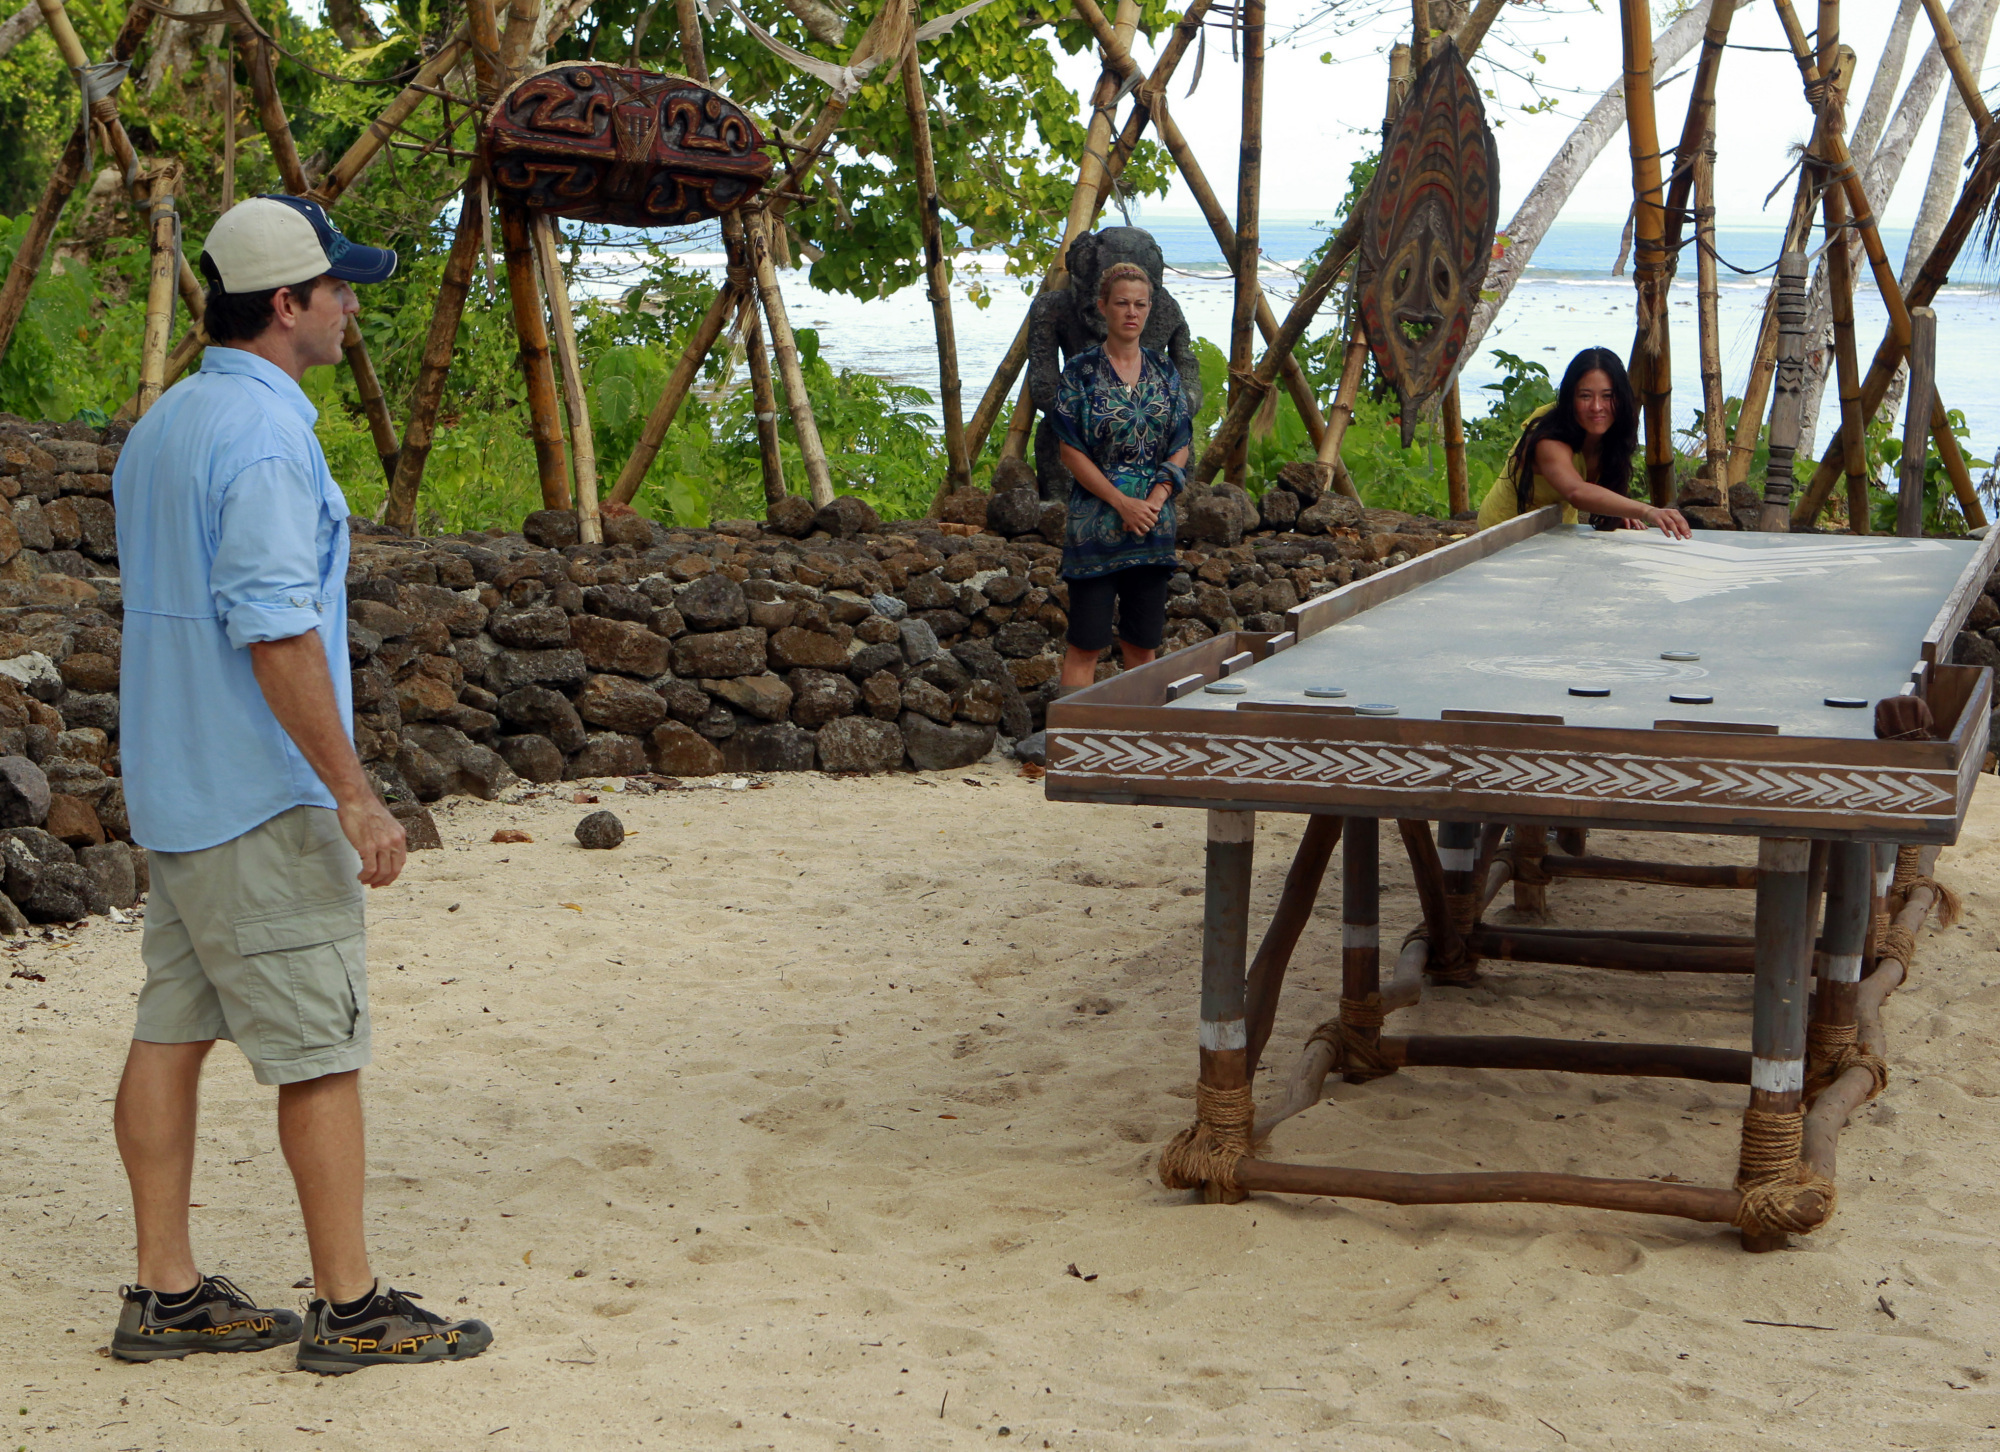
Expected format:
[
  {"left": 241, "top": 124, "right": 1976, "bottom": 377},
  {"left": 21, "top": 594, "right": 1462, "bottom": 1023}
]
[{"left": 200, "top": 194, "right": 398, "bottom": 293}]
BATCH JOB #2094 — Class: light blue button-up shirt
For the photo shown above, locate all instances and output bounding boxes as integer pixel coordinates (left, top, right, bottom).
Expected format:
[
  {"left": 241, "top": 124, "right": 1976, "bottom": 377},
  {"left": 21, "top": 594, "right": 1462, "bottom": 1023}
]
[{"left": 114, "top": 347, "right": 352, "bottom": 853}]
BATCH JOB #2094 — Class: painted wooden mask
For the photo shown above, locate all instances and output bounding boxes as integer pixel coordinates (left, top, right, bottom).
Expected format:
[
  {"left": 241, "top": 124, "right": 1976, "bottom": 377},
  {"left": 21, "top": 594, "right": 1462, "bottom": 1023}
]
[
  {"left": 483, "top": 65, "right": 772, "bottom": 227},
  {"left": 1357, "top": 40, "right": 1500, "bottom": 446}
]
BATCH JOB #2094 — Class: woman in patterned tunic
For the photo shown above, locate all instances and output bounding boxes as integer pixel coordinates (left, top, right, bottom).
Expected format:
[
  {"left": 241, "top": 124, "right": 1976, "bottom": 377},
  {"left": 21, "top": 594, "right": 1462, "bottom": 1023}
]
[{"left": 1049, "top": 261, "right": 1194, "bottom": 691}]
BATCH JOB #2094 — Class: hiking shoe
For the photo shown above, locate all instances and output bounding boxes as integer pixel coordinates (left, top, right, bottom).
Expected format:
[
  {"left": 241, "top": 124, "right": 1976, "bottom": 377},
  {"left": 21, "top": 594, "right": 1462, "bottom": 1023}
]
[
  {"left": 110, "top": 1275, "right": 303, "bottom": 1362},
  {"left": 297, "top": 1283, "right": 492, "bottom": 1375}
]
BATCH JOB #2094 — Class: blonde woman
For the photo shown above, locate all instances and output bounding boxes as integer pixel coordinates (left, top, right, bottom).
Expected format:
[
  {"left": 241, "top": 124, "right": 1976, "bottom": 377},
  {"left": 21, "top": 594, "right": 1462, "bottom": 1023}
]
[{"left": 1051, "top": 261, "right": 1194, "bottom": 690}]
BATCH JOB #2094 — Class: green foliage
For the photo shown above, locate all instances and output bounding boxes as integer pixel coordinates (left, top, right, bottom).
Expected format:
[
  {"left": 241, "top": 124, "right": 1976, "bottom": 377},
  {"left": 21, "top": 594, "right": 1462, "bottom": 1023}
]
[{"left": 1868, "top": 406, "right": 1986, "bottom": 537}]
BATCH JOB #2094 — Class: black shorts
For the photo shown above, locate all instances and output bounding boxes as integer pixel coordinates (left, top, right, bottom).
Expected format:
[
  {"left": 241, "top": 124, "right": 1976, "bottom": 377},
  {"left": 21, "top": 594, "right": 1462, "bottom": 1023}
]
[{"left": 1064, "top": 565, "right": 1175, "bottom": 653}]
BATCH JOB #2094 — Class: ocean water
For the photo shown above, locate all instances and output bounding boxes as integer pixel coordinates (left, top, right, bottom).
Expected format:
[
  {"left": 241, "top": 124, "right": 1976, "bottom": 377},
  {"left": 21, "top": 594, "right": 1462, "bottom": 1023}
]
[{"left": 577, "top": 214, "right": 2000, "bottom": 463}]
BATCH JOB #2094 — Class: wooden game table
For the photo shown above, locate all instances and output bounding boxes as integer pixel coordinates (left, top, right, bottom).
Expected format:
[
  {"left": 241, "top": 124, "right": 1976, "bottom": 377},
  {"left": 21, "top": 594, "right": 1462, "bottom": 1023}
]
[{"left": 1045, "top": 508, "right": 1996, "bottom": 1248}]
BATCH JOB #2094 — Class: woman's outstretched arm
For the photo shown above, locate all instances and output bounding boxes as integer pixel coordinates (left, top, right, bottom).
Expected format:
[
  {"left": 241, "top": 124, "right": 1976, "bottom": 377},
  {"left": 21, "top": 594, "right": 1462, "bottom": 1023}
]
[{"left": 1534, "top": 439, "right": 1691, "bottom": 539}]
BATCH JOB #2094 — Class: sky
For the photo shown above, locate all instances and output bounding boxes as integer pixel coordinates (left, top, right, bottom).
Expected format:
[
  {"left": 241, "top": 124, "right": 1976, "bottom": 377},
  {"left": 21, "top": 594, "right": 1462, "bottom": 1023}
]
[{"left": 1054, "top": 0, "right": 1994, "bottom": 229}]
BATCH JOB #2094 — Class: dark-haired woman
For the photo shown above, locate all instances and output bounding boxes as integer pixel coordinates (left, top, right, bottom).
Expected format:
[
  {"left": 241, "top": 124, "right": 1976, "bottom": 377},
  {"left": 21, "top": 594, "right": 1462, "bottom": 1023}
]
[{"left": 1476, "top": 346, "right": 1691, "bottom": 539}]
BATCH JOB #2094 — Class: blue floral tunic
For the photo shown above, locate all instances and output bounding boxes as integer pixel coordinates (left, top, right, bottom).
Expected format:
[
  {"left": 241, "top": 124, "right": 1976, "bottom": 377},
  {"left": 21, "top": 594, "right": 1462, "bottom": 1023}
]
[{"left": 1048, "top": 345, "right": 1194, "bottom": 580}]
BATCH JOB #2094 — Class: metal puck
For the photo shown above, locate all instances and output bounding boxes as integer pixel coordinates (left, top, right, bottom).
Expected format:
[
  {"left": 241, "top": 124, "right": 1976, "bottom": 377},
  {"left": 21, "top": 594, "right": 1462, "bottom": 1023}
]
[
  {"left": 1568, "top": 686, "right": 1612, "bottom": 698},
  {"left": 1203, "top": 680, "right": 1249, "bottom": 695},
  {"left": 1660, "top": 650, "right": 1701, "bottom": 662},
  {"left": 1824, "top": 695, "right": 1868, "bottom": 708},
  {"left": 1355, "top": 702, "right": 1400, "bottom": 717},
  {"left": 1303, "top": 685, "right": 1348, "bottom": 699},
  {"left": 1669, "top": 691, "right": 1714, "bottom": 705}
]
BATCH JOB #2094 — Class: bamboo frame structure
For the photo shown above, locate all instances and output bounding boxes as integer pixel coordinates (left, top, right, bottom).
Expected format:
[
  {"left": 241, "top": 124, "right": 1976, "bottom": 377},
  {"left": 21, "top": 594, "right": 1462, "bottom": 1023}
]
[
  {"left": 746, "top": 205, "right": 836, "bottom": 508},
  {"left": 134, "top": 162, "right": 180, "bottom": 417},
  {"left": 1899, "top": 307, "right": 1938, "bottom": 536},
  {"left": 1226, "top": 0, "right": 1265, "bottom": 485},
  {"left": 383, "top": 188, "right": 485, "bottom": 534},
  {"left": 1620, "top": 0, "right": 1674, "bottom": 508},
  {"left": 533, "top": 211, "right": 601, "bottom": 543},
  {"left": 742, "top": 297, "right": 787, "bottom": 507},
  {"left": 1693, "top": 134, "right": 1727, "bottom": 493},
  {"left": 901, "top": 14, "right": 970, "bottom": 494},
  {"left": 498, "top": 200, "right": 573, "bottom": 511}
]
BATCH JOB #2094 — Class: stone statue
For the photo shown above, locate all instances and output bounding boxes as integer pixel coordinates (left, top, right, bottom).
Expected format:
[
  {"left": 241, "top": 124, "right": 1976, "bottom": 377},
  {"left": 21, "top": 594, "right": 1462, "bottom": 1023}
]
[{"left": 1026, "top": 226, "right": 1202, "bottom": 501}]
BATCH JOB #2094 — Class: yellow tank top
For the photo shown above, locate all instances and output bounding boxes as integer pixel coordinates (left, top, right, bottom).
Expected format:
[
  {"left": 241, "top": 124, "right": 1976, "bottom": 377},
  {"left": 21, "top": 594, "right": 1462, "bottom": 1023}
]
[{"left": 1475, "top": 401, "right": 1583, "bottom": 530}]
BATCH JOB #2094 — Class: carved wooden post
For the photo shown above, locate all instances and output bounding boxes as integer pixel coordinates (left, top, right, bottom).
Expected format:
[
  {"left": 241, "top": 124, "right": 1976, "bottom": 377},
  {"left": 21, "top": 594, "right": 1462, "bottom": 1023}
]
[
  {"left": 1760, "top": 251, "right": 1808, "bottom": 533},
  {"left": 1899, "top": 307, "right": 1938, "bottom": 537}
]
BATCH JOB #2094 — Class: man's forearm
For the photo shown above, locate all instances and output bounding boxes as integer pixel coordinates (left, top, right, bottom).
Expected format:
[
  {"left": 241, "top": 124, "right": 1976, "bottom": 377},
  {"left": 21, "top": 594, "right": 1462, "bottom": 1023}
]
[{"left": 249, "top": 632, "right": 373, "bottom": 806}]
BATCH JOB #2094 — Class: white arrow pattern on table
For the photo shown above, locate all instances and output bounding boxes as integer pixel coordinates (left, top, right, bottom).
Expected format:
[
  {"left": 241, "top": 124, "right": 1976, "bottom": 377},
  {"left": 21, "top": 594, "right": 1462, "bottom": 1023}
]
[
  {"left": 1604, "top": 534, "right": 1951, "bottom": 604},
  {"left": 1052, "top": 733, "right": 1956, "bottom": 814}
]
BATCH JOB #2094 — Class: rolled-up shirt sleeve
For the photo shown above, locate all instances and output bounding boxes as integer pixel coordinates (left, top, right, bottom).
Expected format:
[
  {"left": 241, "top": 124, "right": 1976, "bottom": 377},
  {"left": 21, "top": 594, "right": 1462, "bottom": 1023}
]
[{"left": 211, "top": 454, "right": 328, "bottom": 648}]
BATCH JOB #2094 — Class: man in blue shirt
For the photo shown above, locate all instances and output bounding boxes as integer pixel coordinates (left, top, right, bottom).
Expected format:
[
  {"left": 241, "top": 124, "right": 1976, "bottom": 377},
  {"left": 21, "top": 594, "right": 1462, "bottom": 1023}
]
[{"left": 109, "top": 195, "right": 491, "bottom": 1375}]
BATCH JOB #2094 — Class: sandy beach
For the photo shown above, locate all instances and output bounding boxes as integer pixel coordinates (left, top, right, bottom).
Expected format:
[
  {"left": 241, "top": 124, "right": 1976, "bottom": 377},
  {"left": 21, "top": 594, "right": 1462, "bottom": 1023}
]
[{"left": 6, "top": 766, "right": 2000, "bottom": 1451}]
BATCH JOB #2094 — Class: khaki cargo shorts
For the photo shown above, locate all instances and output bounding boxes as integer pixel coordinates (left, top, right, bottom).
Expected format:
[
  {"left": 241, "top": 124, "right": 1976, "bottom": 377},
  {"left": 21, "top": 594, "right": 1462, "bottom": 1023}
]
[{"left": 135, "top": 805, "right": 369, "bottom": 1086}]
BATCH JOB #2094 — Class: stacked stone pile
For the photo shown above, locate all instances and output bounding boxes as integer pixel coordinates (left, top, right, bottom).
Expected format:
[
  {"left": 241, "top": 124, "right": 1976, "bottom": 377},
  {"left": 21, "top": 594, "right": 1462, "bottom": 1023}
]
[{"left": 4, "top": 413, "right": 1995, "bottom": 923}]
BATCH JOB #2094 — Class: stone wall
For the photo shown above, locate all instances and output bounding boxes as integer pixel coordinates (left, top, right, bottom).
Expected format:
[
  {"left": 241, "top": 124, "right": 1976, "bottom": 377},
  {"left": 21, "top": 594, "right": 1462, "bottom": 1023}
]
[{"left": 5, "top": 412, "right": 1995, "bottom": 930}]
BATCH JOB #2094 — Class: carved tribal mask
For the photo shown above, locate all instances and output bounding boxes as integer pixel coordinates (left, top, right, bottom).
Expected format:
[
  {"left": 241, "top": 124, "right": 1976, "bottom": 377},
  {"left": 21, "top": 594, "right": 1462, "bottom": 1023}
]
[{"left": 1357, "top": 40, "right": 1500, "bottom": 446}]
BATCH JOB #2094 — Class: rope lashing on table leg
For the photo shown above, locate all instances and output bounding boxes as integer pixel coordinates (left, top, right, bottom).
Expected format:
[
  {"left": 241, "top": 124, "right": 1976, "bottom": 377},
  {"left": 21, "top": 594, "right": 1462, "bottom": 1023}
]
[
  {"left": 1732, "top": 1107, "right": 1836, "bottom": 1236},
  {"left": 1405, "top": 894, "right": 1482, "bottom": 984},
  {"left": 1306, "top": 994, "right": 1394, "bottom": 1082},
  {"left": 1157, "top": 1080, "right": 1256, "bottom": 1195},
  {"left": 1803, "top": 1019, "right": 1889, "bottom": 1104}
]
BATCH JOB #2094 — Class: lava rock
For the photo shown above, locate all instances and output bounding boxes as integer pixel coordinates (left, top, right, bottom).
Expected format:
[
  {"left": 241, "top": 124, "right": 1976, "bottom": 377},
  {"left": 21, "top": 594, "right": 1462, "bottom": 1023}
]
[
  {"left": 901, "top": 677, "right": 955, "bottom": 724},
  {"left": 870, "top": 591, "right": 908, "bottom": 621},
  {"left": 898, "top": 618, "right": 941, "bottom": 664},
  {"left": 709, "top": 672, "right": 793, "bottom": 722},
  {"left": 388, "top": 798, "right": 444, "bottom": 851},
  {"left": 523, "top": 509, "right": 582, "bottom": 549},
  {"left": 814, "top": 495, "right": 880, "bottom": 538},
  {"left": 648, "top": 721, "right": 724, "bottom": 776},
  {"left": 489, "top": 604, "right": 574, "bottom": 650},
  {"left": 401, "top": 724, "right": 516, "bottom": 800},
  {"left": 899, "top": 713, "right": 996, "bottom": 771},
  {"left": 485, "top": 647, "right": 587, "bottom": 694},
  {"left": 0, "top": 756, "right": 50, "bottom": 827},
  {"left": 576, "top": 674, "right": 669, "bottom": 734},
  {"left": 672, "top": 626, "right": 767, "bottom": 679},
  {"left": 1185, "top": 489, "right": 1243, "bottom": 547},
  {"left": 1297, "top": 494, "right": 1365, "bottom": 535},
  {"left": 722, "top": 720, "right": 816, "bottom": 773},
  {"left": 987, "top": 489, "right": 1043, "bottom": 537},
  {"left": 787, "top": 668, "right": 858, "bottom": 728},
  {"left": 566, "top": 732, "right": 649, "bottom": 779},
  {"left": 1275, "top": 461, "right": 1328, "bottom": 504},
  {"left": 766, "top": 495, "right": 817, "bottom": 538},
  {"left": 768, "top": 625, "right": 849, "bottom": 671},
  {"left": 497, "top": 733, "right": 565, "bottom": 783},
  {"left": 676, "top": 573, "right": 750, "bottom": 632},
  {"left": 575, "top": 809, "right": 626, "bottom": 849},
  {"left": 815, "top": 716, "right": 904, "bottom": 773},
  {"left": 44, "top": 793, "right": 104, "bottom": 847},
  {"left": 1013, "top": 730, "right": 1047, "bottom": 765},
  {"left": 860, "top": 669, "right": 902, "bottom": 720},
  {"left": 498, "top": 685, "right": 587, "bottom": 754},
  {"left": 1258, "top": 486, "right": 1299, "bottom": 530}
]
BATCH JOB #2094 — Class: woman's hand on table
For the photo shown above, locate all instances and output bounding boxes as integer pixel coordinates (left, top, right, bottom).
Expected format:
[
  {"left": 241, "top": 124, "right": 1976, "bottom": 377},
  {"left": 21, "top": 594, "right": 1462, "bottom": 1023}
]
[{"left": 1635, "top": 503, "right": 1692, "bottom": 540}]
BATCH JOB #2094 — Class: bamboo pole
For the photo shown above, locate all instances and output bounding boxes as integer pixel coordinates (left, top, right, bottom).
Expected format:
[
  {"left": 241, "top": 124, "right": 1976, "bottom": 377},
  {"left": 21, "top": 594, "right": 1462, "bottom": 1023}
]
[
  {"left": 1193, "top": 213, "right": 1363, "bottom": 483},
  {"left": 606, "top": 280, "right": 740, "bottom": 505},
  {"left": 1794, "top": 131, "right": 2000, "bottom": 523},
  {"left": 498, "top": 0, "right": 540, "bottom": 75},
  {"left": 498, "top": 201, "right": 572, "bottom": 511},
  {"left": 964, "top": 0, "right": 1216, "bottom": 462},
  {"left": 533, "top": 213, "right": 601, "bottom": 543},
  {"left": 135, "top": 164, "right": 180, "bottom": 417},
  {"left": 221, "top": 44, "right": 236, "bottom": 207},
  {"left": 746, "top": 206, "right": 836, "bottom": 508},
  {"left": 1620, "top": 0, "right": 1673, "bottom": 507},
  {"left": 901, "top": 18, "right": 970, "bottom": 495},
  {"left": 1441, "top": 383, "right": 1470, "bottom": 514},
  {"left": 742, "top": 298, "right": 787, "bottom": 506},
  {"left": 1314, "top": 329, "right": 1369, "bottom": 501},
  {"left": 995, "top": 0, "right": 1141, "bottom": 463},
  {"left": 383, "top": 189, "right": 484, "bottom": 534},
  {"left": 310, "top": 24, "right": 479, "bottom": 204},
  {"left": 1823, "top": 145, "right": 1871, "bottom": 532},
  {"left": 1899, "top": 307, "right": 1938, "bottom": 536},
  {"left": 1694, "top": 134, "right": 1728, "bottom": 495},
  {"left": 1661, "top": 0, "right": 1736, "bottom": 261},
  {"left": 1226, "top": 0, "right": 1265, "bottom": 484},
  {"left": 1918, "top": 0, "right": 1992, "bottom": 124}
]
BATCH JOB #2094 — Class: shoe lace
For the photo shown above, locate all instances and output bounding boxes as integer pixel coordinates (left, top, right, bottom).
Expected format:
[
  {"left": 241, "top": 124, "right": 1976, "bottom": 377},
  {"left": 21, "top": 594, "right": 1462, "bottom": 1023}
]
[
  {"left": 380, "top": 1286, "right": 448, "bottom": 1328},
  {"left": 201, "top": 1274, "right": 257, "bottom": 1310}
]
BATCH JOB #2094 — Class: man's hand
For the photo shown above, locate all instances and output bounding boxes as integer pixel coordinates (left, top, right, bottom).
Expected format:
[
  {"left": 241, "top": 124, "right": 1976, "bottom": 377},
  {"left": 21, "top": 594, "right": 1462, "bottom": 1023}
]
[
  {"left": 338, "top": 794, "right": 407, "bottom": 887},
  {"left": 250, "top": 631, "right": 408, "bottom": 888}
]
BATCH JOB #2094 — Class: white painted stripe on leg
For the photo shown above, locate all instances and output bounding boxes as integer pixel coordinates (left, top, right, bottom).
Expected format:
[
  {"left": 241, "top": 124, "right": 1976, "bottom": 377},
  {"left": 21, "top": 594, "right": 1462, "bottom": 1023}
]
[
  {"left": 1874, "top": 870, "right": 1894, "bottom": 896},
  {"left": 1751, "top": 1056, "right": 1805, "bottom": 1093},
  {"left": 1438, "top": 847, "right": 1476, "bottom": 872},
  {"left": 1207, "top": 809, "right": 1255, "bottom": 843},
  {"left": 1199, "top": 1018, "right": 1247, "bottom": 1051},
  {"left": 1343, "top": 924, "right": 1379, "bottom": 952},
  {"left": 1826, "top": 952, "right": 1863, "bottom": 983}
]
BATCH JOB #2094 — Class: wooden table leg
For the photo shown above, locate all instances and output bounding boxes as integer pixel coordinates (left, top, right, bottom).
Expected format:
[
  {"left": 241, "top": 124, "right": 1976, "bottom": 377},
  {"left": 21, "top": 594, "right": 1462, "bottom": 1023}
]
[
  {"left": 1739, "top": 836, "right": 1832, "bottom": 1250},
  {"left": 1340, "top": 816, "right": 1390, "bottom": 1084},
  {"left": 1865, "top": 840, "right": 1895, "bottom": 976},
  {"left": 1511, "top": 825, "right": 1548, "bottom": 918},
  {"left": 1160, "top": 808, "right": 1257, "bottom": 1204},
  {"left": 1435, "top": 819, "right": 1481, "bottom": 983},
  {"left": 1807, "top": 840, "right": 1871, "bottom": 1100}
]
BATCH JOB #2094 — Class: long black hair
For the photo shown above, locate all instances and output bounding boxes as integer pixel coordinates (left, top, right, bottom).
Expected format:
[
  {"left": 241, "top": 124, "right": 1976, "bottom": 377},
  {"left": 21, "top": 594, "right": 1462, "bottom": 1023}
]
[{"left": 1508, "top": 346, "right": 1639, "bottom": 513}]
